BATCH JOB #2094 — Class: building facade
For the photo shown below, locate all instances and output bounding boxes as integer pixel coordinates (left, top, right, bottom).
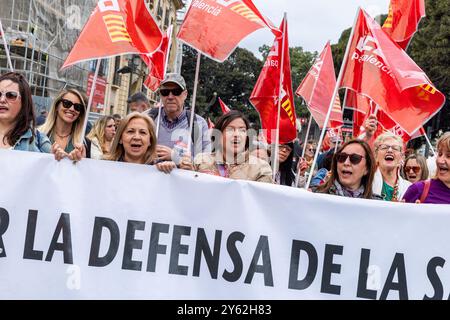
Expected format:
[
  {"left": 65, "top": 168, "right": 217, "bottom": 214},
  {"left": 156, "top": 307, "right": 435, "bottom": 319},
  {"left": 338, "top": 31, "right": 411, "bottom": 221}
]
[{"left": 0, "top": 0, "right": 185, "bottom": 119}]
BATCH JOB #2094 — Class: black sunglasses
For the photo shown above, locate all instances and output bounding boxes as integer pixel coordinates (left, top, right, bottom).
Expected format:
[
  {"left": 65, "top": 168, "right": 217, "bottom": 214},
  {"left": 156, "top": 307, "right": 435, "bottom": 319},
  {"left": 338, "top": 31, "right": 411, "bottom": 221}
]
[
  {"left": 0, "top": 91, "right": 21, "bottom": 102},
  {"left": 60, "top": 99, "right": 84, "bottom": 112},
  {"left": 336, "top": 152, "right": 365, "bottom": 165},
  {"left": 159, "top": 88, "right": 184, "bottom": 97}
]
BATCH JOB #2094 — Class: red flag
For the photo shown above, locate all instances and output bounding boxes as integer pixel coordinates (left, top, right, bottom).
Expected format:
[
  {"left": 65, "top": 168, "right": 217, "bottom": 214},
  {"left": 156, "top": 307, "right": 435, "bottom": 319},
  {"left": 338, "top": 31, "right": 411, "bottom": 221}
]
[
  {"left": 296, "top": 42, "right": 343, "bottom": 129},
  {"left": 382, "top": 0, "right": 425, "bottom": 49},
  {"left": 218, "top": 97, "right": 231, "bottom": 114},
  {"left": 62, "top": 0, "right": 162, "bottom": 69},
  {"left": 142, "top": 25, "right": 173, "bottom": 92},
  {"left": 250, "top": 18, "right": 297, "bottom": 144},
  {"left": 340, "top": 9, "right": 445, "bottom": 135},
  {"left": 177, "top": 0, "right": 280, "bottom": 62},
  {"left": 347, "top": 92, "right": 425, "bottom": 143},
  {"left": 207, "top": 117, "right": 215, "bottom": 129}
]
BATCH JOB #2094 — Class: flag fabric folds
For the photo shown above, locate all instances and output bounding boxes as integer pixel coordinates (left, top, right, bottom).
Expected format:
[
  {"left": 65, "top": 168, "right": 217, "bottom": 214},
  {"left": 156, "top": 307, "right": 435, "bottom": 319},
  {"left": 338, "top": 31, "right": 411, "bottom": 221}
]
[
  {"left": 250, "top": 18, "right": 297, "bottom": 145},
  {"left": 218, "top": 97, "right": 231, "bottom": 114},
  {"left": 177, "top": 0, "right": 280, "bottom": 62},
  {"left": 62, "top": 0, "right": 162, "bottom": 69},
  {"left": 340, "top": 9, "right": 445, "bottom": 135},
  {"left": 296, "top": 42, "right": 343, "bottom": 129},
  {"left": 382, "top": 0, "right": 426, "bottom": 49},
  {"left": 141, "top": 25, "right": 173, "bottom": 92}
]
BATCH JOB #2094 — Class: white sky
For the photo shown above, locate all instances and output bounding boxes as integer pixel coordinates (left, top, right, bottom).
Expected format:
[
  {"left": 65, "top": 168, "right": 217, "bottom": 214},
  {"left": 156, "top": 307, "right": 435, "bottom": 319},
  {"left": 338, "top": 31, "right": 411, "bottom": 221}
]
[{"left": 239, "top": 0, "right": 390, "bottom": 58}]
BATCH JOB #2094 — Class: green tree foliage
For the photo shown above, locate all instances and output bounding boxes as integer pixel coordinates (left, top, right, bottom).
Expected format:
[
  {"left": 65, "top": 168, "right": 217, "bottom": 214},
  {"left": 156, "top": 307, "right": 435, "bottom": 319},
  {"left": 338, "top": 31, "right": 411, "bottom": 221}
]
[{"left": 181, "top": 45, "right": 263, "bottom": 125}]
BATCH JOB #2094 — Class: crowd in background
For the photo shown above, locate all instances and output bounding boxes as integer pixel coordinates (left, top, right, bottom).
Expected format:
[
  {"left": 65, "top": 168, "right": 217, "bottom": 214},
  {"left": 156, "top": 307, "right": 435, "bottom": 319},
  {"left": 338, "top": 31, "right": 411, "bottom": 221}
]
[{"left": 1, "top": 71, "right": 449, "bottom": 204}]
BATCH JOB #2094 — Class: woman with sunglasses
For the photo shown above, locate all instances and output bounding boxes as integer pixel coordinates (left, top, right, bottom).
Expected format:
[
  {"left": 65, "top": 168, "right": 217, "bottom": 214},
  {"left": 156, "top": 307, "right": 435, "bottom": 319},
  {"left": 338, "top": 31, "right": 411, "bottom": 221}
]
[
  {"left": 403, "top": 132, "right": 450, "bottom": 204},
  {"left": 372, "top": 132, "right": 411, "bottom": 201},
  {"left": 314, "top": 139, "right": 381, "bottom": 199},
  {"left": 87, "top": 115, "right": 116, "bottom": 160},
  {"left": 40, "top": 88, "right": 88, "bottom": 161},
  {"left": 0, "top": 72, "right": 51, "bottom": 152},
  {"left": 402, "top": 154, "right": 429, "bottom": 183},
  {"left": 105, "top": 112, "right": 176, "bottom": 173}
]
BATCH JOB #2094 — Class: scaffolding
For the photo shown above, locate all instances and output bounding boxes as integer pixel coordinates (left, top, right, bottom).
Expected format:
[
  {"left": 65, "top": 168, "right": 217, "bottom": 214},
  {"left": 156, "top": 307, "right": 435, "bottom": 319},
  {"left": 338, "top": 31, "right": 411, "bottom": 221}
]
[{"left": 0, "top": 0, "right": 97, "bottom": 111}]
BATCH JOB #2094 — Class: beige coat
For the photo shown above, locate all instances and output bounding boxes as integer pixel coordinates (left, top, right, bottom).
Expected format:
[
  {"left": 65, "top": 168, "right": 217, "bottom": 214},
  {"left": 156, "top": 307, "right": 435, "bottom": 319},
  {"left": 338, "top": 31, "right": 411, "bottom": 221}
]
[{"left": 193, "top": 151, "right": 273, "bottom": 184}]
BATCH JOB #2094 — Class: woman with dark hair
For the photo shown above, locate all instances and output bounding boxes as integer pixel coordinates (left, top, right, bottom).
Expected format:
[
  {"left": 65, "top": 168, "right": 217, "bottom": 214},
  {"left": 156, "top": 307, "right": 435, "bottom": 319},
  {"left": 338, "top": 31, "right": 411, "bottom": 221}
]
[
  {"left": 272, "top": 142, "right": 295, "bottom": 186},
  {"left": 314, "top": 139, "right": 381, "bottom": 199},
  {"left": 0, "top": 72, "right": 51, "bottom": 152},
  {"left": 182, "top": 110, "right": 272, "bottom": 183},
  {"left": 40, "top": 88, "right": 89, "bottom": 161},
  {"left": 403, "top": 154, "right": 429, "bottom": 183}
]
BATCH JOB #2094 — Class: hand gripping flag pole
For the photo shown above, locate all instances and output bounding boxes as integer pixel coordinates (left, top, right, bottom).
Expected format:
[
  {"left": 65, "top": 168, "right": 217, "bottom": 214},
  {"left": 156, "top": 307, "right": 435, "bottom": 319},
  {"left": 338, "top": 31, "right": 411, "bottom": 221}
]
[{"left": 305, "top": 8, "right": 360, "bottom": 191}]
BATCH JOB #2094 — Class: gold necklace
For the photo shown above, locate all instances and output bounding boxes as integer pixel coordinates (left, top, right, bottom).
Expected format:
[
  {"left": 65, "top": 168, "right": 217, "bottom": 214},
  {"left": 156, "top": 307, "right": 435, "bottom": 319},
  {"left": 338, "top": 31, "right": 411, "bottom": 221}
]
[{"left": 55, "top": 131, "right": 71, "bottom": 139}]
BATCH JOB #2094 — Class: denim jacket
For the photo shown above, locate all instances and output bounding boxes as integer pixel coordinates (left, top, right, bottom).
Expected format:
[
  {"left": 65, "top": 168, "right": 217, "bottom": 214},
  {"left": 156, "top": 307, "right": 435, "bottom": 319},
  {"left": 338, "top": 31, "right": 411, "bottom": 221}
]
[{"left": 13, "top": 129, "right": 51, "bottom": 153}]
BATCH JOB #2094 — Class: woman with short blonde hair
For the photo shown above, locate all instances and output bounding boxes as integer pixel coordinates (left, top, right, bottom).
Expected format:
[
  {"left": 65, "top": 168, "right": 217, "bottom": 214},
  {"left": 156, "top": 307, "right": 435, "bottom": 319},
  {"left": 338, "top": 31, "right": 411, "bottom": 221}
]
[{"left": 372, "top": 131, "right": 411, "bottom": 201}]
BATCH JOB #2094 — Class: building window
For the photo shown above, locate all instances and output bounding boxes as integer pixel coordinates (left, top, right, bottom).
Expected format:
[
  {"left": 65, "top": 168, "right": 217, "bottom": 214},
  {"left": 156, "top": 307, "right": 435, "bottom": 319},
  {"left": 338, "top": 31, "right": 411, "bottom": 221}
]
[{"left": 112, "top": 56, "right": 122, "bottom": 86}]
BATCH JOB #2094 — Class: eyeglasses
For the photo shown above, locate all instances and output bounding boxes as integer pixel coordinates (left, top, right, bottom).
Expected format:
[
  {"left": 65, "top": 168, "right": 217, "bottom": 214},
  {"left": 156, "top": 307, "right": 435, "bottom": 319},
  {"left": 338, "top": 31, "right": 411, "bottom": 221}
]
[
  {"left": 159, "top": 88, "right": 184, "bottom": 97},
  {"left": 377, "top": 144, "right": 402, "bottom": 152},
  {"left": 0, "top": 91, "right": 21, "bottom": 102},
  {"left": 60, "top": 99, "right": 84, "bottom": 113},
  {"left": 405, "top": 166, "right": 421, "bottom": 174},
  {"left": 336, "top": 152, "right": 365, "bottom": 165}
]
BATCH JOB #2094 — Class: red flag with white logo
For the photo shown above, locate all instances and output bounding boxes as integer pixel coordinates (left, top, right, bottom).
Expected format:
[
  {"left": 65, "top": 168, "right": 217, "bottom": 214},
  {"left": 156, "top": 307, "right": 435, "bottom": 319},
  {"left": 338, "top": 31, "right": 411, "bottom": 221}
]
[
  {"left": 177, "top": 0, "right": 280, "bottom": 62},
  {"left": 296, "top": 42, "right": 343, "bottom": 129},
  {"left": 382, "top": 0, "right": 425, "bottom": 49},
  {"left": 218, "top": 97, "right": 231, "bottom": 114},
  {"left": 340, "top": 9, "right": 445, "bottom": 135},
  {"left": 142, "top": 25, "right": 173, "bottom": 92},
  {"left": 250, "top": 18, "right": 297, "bottom": 144},
  {"left": 347, "top": 91, "right": 425, "bottom": 143},
  {"left": 62, "top": 0, "right": 162, "bottom": 69}
]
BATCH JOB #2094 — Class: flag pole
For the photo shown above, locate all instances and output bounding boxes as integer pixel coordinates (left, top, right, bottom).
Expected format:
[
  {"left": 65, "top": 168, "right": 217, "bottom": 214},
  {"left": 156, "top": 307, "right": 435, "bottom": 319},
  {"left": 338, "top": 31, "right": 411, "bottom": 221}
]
[
  {"left": 305, "top": 8, "right": 360, "bottom": 190},
  {"left": 187, "top": 51, "right": 201, "bottom": 155},
  {"left": 82, "top": 59, "right": 101, "bottom": 141},
  {"left": 156, "top": 25, "right": 174, "bottom": 140},
  {"left": 272, "top": 12, "right": 287, "bottom": 181},
  {"left": 423, "top": 130, "right": 436, "bottom": 157},
  {"left": 0, "top": 18, "right": 14, "bottom": 72},
  {"left": 294, "top": 113, "right": 312, "bottom": 187}
]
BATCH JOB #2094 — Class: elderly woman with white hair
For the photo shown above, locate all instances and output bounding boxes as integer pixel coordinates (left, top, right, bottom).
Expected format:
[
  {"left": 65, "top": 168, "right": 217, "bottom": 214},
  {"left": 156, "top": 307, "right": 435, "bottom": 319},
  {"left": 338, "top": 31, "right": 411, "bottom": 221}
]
[{"left": 372, "top": 132, "right": 411, "bottom": 201}]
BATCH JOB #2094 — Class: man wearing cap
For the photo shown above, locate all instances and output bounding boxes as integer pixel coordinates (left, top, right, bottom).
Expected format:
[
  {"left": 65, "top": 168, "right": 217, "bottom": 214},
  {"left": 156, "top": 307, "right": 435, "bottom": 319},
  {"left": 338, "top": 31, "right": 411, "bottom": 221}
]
[
  {"left": 146, "top": 73, "right": 211, "bottom": 162},
  {"left": 127, "top": 92, "right": 150, "bottom": 113}
]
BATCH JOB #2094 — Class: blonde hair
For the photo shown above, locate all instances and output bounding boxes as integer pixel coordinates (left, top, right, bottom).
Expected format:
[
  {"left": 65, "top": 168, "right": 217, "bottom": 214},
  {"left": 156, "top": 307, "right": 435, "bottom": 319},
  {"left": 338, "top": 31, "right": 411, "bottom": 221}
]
[
  {"left": 105, "top": 112, "right": 157, "bottom": 164},
  {"left": 87, "top": 115, "right": 115, "bottom": 154},
  {"left": 374, "top": 131, "right": 404, "bottom": 153},
  {"left": 39, "top": 88, "right": 88, "bottom": 145},
  {"left": 434, "top": 132, "right": 450, "bottom": 179}
]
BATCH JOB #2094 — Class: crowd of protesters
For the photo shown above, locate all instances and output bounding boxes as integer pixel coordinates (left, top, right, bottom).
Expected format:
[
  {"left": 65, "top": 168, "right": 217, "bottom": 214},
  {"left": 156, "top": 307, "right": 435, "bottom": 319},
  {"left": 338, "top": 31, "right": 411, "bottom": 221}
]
[{"left": 0, "top": 71, "right": 448, "bottom": 204}]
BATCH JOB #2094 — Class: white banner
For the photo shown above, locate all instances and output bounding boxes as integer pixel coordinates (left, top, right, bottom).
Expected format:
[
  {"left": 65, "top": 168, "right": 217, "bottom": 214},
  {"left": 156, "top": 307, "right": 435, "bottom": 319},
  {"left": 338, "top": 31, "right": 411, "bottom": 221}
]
[{"left": 0, "top": 149, "right": 449, "bottom": 300}]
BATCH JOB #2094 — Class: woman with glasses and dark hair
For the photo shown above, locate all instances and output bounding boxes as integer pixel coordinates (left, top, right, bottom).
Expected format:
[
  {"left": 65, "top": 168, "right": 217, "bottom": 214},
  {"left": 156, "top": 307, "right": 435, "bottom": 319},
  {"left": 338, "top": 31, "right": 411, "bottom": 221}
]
[
  {"left": 372, "top": 132, "right": 411, "bottom": 201},
  {"left": 403, "top": 132, "right": 450, "bottom": 204},
  {"left": 314, "top": 139, "right": 381, "bottom": 199},
  {"left": 182, "top": 110, "right": 273, "bottom": 183},
  {"left": 0, "top": 72, "right": 51, "bottom": 152},
  {"left": 40, "top": 88, "right": 89, "bottom": 161},
  {"left": 402, "top": 154, "right": 429, "bottom": 183}
]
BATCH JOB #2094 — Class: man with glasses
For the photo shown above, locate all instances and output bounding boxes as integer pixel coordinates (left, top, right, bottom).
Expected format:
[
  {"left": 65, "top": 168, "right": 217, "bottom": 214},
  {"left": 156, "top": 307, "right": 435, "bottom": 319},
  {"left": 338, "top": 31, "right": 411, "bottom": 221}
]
[{"left": 146, "top": 73, "right": 211, "bottom": 163}]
